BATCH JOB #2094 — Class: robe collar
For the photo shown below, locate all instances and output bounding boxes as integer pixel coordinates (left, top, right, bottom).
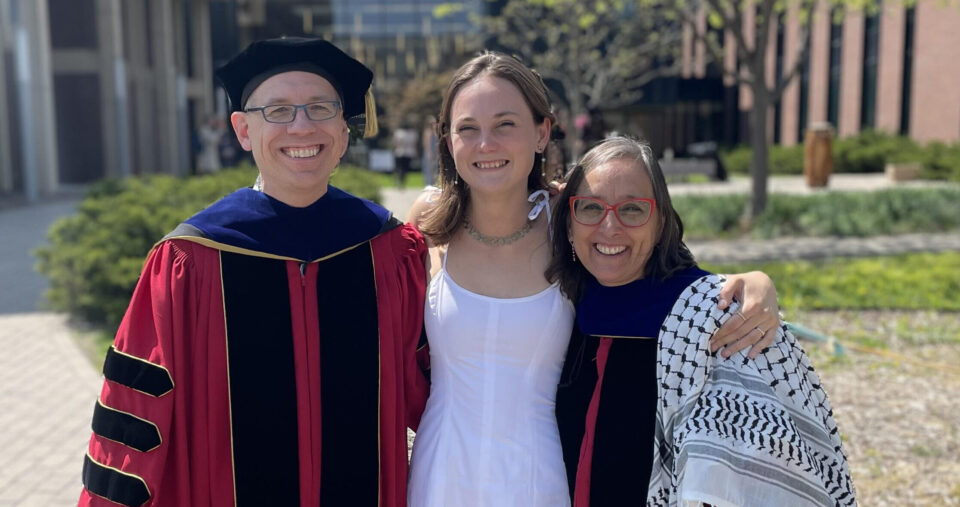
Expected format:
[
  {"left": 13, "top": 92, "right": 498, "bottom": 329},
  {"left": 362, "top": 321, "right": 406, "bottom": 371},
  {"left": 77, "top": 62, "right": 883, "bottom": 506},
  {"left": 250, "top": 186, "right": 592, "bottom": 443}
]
[
  {"left": 182, "top": 186, "right": 392, "bottom": 261},
  {"left": 576, "top": 265, "right": 709, "bottom": 339}
]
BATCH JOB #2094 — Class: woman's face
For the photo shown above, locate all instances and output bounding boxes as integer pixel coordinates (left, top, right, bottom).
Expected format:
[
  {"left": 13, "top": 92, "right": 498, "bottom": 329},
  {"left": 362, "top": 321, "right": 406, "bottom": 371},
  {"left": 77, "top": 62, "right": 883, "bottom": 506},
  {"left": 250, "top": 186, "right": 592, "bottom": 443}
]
[
  {"left": 569, "top": 158, "right": 660, "bottom": 286},
  {"left": 446, "top": 75, "right": 550, "bottom": 196}
]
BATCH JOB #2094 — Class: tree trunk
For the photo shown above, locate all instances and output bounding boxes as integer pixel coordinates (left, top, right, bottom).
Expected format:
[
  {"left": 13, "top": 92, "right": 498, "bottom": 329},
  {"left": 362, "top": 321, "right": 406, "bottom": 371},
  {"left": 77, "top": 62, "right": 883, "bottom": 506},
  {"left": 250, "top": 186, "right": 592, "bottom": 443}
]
[
  {"left": 566, "top": 86, "right": 586, "bottom": 162},
  {"left": 747, "top": 88, "right": 771, "bottom": 219}
]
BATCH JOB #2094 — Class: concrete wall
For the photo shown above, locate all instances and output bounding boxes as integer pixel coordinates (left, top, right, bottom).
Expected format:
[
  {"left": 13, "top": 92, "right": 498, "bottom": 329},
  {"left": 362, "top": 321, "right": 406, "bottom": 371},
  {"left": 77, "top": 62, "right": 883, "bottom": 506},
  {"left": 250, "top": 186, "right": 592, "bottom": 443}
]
[{"left": 0, "top": 0, "right": 212, "bottom": 200}]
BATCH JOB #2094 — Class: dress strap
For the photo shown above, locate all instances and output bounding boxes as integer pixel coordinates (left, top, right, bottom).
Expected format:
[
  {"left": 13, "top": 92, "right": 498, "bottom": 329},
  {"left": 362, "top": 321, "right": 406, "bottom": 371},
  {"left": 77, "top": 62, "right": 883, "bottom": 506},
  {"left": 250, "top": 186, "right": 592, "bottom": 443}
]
[{"left": 440, "top": 243, "right": 450, "bottom": 270}]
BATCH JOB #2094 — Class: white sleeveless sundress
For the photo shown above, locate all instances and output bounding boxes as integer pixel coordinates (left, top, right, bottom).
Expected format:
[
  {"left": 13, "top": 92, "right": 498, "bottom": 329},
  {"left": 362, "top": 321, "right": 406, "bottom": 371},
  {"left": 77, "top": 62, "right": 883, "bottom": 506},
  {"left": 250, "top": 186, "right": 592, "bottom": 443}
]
[{"left": 407, "top": 244, "right": 575, "bottom": 507}]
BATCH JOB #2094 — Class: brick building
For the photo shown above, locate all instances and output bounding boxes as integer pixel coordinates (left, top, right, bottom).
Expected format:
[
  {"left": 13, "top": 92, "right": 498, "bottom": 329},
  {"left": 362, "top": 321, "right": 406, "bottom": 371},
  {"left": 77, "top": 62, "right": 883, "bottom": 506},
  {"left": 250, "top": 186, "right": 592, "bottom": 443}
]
[{"left": 607, "top": 0, "right": 960, "bottom": 155}]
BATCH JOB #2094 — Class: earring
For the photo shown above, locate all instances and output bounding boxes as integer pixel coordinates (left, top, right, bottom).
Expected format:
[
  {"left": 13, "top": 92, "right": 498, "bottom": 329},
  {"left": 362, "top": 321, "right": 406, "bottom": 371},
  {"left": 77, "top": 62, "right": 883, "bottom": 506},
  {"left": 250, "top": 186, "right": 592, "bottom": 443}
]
[
  {"left": 454, "top": 171, "right": 459, "bottom": 185},
  {"left": 538, "top": 146, "right": 546, "bottom": 178},
  {"left": 571, "top": 246, "right": 577, "bottom": 263}
]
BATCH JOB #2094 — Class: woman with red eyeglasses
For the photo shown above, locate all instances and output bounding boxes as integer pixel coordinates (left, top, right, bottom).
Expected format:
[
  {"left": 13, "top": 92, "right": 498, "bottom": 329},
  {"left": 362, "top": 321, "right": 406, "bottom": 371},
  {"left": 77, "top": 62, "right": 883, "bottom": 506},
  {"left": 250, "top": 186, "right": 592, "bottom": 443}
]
[{"left": 548, "top": 136, "right": 856, "bottom": 506}]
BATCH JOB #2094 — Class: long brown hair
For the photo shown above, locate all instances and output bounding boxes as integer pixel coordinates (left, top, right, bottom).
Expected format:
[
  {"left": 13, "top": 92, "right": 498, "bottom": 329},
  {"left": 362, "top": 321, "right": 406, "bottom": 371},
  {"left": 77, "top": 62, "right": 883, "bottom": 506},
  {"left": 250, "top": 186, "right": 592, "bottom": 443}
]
[
  {"left": 545, "top": 136, "right": 696, "bottom": 302},
  {"left": 419, "top": 51, "right": 556, "bottom": 244}
]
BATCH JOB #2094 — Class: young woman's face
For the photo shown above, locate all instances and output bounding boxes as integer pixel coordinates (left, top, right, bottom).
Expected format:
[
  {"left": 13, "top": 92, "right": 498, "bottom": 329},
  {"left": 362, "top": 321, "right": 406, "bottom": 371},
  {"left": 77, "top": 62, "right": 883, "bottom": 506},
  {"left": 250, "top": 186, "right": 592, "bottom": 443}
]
[
  {"left": 569, "top": 158, "right": 660, "bottom": 286},
  {"left": 446, "top": 75, "right": 550, "bottom": 197}
]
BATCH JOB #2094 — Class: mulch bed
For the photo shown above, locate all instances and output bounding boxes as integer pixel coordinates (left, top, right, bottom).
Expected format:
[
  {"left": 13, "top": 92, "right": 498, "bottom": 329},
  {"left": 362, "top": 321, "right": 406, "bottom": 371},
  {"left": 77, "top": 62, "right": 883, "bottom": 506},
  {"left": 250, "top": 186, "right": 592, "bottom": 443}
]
[{"left": 798, "top": 310, "right": 960, "bottom": 506}]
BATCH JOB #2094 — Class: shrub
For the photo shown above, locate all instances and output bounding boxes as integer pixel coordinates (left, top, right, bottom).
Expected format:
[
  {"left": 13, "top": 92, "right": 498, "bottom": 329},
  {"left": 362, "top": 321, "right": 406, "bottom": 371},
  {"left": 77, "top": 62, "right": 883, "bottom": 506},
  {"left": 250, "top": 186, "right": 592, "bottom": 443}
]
[
  {"left": 832, "top": 130, "right": 920, "bottom": 173},
  {"left": 769, "top": 144, "right": 805, "bottom": 175},
  {"left": 674, "top": 194, "right": 747, "bottom": 238},
  {"left": 719, "top": 130, "right": 960, "bottom": 176},
  {"left": 702, "top": 252, "right": 960, "bottom": 311},
  {"left": 915, "top": 141, "right": 960, "bottom": 182},
  {"left": 719, "top": 144, "right": 804, "bottom": 175},
  {"left": 674, "top": 187, "right": 960, "bottom": 240},
  {"left": 36, "top": 164, "right": 383, "bottom": 329},
  {"left": 720, "top": 146, "right": 751, "bottom": 175}
]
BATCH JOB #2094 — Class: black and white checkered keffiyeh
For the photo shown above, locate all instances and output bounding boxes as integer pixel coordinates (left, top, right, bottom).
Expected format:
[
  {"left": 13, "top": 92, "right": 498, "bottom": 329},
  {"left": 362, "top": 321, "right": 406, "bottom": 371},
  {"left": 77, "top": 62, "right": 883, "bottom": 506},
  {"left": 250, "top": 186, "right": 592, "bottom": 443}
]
[{"left": 648, "top": 275, "right": 856, "bottom": 506}]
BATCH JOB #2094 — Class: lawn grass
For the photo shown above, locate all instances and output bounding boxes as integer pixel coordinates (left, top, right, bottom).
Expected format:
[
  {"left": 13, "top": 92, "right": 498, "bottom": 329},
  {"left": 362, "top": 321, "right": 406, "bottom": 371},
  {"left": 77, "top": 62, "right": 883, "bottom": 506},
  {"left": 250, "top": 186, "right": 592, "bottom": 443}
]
[
  {"left": 365, "top": 171, "right": 426, "bottom": 190},
  {"left": 702, "top": 252, "right": 960, "bottom": 312},
  {"left": 675, "top": 187, "right": 960, "bottom": 240}
]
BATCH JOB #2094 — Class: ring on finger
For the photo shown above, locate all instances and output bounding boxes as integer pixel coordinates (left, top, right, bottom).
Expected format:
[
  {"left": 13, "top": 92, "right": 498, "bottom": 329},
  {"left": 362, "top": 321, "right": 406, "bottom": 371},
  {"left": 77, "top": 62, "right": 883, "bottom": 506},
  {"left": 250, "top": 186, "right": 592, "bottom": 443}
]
[
  {"left": 736, "top": 312, "right": 748, "bottom": 323},
  {"left": 754, "top": 326, "right": 764, "bottom": 335}
]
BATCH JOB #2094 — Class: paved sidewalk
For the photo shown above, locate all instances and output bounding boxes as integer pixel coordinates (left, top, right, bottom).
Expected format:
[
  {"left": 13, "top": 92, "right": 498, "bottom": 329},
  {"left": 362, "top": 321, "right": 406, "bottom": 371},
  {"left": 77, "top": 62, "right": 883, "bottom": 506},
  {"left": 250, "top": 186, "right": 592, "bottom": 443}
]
[
  {"left": 0, "top": 313, "right": 100, "bottom": 506},
  {"left": 381, "top": 173, "right": 953, "bottom": 220},
  {"left": 689, "top": 232, "right": 960, "bottom": 264},
  {"left": 666, "top": 173, "right": 945, "bottom": 196},
  {"left": 0, "top": 197, "right": 81, "bottom": 315},
  {"left": 0, "top": 196, "right": 96, "bottom": 506}
]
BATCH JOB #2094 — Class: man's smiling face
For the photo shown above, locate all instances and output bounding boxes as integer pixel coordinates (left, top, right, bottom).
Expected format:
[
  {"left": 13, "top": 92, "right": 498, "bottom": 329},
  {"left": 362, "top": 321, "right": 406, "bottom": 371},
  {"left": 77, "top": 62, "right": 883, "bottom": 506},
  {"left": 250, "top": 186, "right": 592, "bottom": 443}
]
[{"left": 231, "top": 71, "right": 348, "bottom": 207}]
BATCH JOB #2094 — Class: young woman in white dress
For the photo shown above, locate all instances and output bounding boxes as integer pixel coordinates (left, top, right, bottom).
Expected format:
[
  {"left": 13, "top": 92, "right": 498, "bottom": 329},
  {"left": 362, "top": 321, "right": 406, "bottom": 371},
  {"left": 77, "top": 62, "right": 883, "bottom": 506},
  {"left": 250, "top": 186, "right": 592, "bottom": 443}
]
[{"left": 405, "top": 52, "right": 781, "bottom": 507}]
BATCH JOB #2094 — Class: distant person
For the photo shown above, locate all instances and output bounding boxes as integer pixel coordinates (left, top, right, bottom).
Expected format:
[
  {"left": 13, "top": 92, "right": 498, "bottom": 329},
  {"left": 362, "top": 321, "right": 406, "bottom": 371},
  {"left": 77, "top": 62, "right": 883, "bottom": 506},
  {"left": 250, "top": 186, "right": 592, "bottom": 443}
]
[
  {"left": 196, "top": 114, "right": 225, "bottom": 173},
  {"left": 421, "top": 116, "right": 439, "bottom": 187},
  {"left": 393, "top": 125, "right": 418, "bottom": 187}
]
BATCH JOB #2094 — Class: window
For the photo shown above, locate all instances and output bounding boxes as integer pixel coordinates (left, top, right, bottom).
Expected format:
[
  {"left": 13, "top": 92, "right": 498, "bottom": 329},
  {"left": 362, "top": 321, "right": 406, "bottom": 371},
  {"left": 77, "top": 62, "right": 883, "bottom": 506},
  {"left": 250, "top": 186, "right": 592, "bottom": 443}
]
[
  {"left": 900, "top": 6, "right": 915, "bottom": 135},
  {"left": 860, "top": 10, "right": 880, "bottom": 129},
  {"left": 826, "top": 7, "right": 843, "bottom": 127},
  {"left": 774, "top": 13, "right": 785, "bottom": 143},
  {"left": 798, "top": 25, "right": 811, "bottom": 137}
]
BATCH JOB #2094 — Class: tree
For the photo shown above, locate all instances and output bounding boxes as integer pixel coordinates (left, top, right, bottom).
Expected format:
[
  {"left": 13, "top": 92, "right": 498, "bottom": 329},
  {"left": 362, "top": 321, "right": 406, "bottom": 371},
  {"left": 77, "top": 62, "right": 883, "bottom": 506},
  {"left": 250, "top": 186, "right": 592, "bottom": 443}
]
[
  {"left": 384, "top": 69, "right": 455, "bottom": 128},
  {"left": 475, "top": 0, "right": 684, "bottom": 158},
  {"left": 662, "top": 0, "right": 882, "bottom": 217}
]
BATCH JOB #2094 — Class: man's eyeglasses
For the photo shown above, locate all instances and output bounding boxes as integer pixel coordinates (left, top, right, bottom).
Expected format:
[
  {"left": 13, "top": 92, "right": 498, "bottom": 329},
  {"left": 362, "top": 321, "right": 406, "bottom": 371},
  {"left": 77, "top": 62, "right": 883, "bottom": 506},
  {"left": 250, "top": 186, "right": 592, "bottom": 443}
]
[
  {"left": 243, "top": 101, "right": 341, "bottom": 124},
  {"left": 569, "top": 196, "right": 656, "bottom": 228}
]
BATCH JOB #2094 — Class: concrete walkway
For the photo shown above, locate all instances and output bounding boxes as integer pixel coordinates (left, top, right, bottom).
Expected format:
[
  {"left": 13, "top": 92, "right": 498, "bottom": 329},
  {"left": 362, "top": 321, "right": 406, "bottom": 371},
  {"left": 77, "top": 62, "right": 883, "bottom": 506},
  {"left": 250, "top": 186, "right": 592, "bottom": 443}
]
[
  {"left": 0, "top": 313, "right": 100, "bottom": 506},
  {"left": 381, "top": 172, "right": 952, "bottom": 220},
  {"left": 0, "top": 198, "right": 82, "bottom": 314},
  {"left": 665, "top": 172, "right": 945, "bottom": 196},
  {"left": 688, "top": 232, "right": 960, "bottom": 264},
  {"left": 0, "top": 196, "right": 99, "bottom": 506}
]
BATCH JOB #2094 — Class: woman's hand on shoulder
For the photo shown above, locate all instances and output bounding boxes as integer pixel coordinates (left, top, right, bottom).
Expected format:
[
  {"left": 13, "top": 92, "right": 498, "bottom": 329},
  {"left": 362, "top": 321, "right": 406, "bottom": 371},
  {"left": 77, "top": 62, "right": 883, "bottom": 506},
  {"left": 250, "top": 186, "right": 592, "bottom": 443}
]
[{"left": 711, "top": 271, "right": 780, "bottom": 359}]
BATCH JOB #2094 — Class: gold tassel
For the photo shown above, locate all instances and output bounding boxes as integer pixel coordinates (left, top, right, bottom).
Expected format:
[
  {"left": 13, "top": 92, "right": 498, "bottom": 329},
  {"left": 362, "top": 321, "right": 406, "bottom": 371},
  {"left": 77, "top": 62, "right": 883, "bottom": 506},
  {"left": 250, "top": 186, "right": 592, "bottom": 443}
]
[{"left": 363, "top": 88, "right": 379, "bottom": 138}]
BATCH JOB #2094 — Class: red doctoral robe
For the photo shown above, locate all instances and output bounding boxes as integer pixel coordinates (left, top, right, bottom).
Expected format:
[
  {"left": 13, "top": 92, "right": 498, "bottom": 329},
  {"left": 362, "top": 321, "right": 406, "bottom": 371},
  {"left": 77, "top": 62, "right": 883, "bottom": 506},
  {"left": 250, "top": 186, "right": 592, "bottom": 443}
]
[{"left": 80, "top": 188, "right": 429, "bottom": 506}]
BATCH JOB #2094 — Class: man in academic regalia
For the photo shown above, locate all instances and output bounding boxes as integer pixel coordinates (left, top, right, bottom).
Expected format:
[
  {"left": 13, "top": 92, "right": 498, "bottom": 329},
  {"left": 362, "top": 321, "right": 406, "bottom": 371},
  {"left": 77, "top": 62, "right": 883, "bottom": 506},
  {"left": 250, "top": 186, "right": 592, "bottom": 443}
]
[{"left": 79, "top": 38, "right": 429, "bottom": 507}]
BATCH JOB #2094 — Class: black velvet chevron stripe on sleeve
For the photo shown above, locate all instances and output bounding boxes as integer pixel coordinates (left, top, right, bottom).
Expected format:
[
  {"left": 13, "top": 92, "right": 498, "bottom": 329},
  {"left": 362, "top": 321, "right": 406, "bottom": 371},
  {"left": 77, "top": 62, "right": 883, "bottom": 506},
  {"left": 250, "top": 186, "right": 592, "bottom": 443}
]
[
  {"left": 91, "top": 401, "right": 162, "bottom": 452},
  {"left": 102, "top": 347, "right": 174, "bottom": 397},
  {"left": 82, "top": 454, "right": 151, "bottom": 507}
]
